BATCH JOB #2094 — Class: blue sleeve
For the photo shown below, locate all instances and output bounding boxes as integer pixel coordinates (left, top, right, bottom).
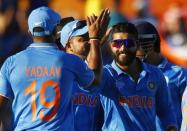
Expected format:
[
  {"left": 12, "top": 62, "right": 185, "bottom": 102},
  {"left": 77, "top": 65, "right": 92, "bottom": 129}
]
[
  {"left": 181, "top": 88, "right": 187, "bottom": 130},
  {"left": 73, "top": 56, "right": 95, "bottom": 88},
  {"left": 0, "top": 57, "right": 14, "bottom": 99},
  {"left": 156, "top": 71, "right": 177, "bottom": 130},
  {"left": 177, "top": 69, "right": 187, "bottom": 102}
]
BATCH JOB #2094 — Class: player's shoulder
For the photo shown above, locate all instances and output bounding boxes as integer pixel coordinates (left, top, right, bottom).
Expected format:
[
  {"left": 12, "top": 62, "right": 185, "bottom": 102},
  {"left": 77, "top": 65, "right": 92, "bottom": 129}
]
[
  {"left": 0, "top": 51, "right": 25, "bottom": 73},
  {"left": 144, "top": 62, "right": 163, "bottom": 73},
  {"left": 62, "top": 53, "right": 85, "bottom": 65},
  {"left": 103, "top": 64, "right": 118, "bottom": 80},
  {"left": 143, "top": 62, "right": 165, "bottom": 78},
  {"left": 1, "top": 50, "right": 25, "bottom": 67},
  {"left": 169, "top": 62, "right": 184, "bottom": 73},
  {"left": 165, "top": 61, "right": 186, "bottom": 77},
  {"left": 63, "top": 52, "right": 82, "bottom": 61},
  {"left": 103, "top": 64, "right": 113, "bottom": 75}
]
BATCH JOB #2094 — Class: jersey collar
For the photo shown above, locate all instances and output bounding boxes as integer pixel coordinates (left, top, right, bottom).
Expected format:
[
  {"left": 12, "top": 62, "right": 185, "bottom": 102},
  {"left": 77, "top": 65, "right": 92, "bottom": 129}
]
[
  {"left": 111, "top": 60, "right": 151, "bottom": 76},
  {"left": 158, "top": 57, "right": 168, "bottom": 69},
  {"left": 28, "top": 42, "right": 58, "bottom": 49}
]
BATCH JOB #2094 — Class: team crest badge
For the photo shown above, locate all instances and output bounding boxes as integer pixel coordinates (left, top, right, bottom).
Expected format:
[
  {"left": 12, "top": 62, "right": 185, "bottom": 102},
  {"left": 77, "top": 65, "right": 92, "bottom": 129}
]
[{"left": 147, "top": 81, "right": 156, "bottom": 90}]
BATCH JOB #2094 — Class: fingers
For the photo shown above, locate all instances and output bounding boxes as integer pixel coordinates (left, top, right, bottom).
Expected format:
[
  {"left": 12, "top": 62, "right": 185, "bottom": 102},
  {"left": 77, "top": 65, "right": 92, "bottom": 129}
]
[
  {"left": 86, "top": 16, "right": 91, "bottom": 26},
  {"left": 102, "top": 15, "right": 110, "bottom": 29},
  {"left": 105, "top": 28, "right": 112, "bottom": 37},
  {"left": 101, "top": 9, "right": 110, "bottom": 24},
  {"left": 96, "top": 9, "right": 106, "bottom": 24},
  {"left": 97, "top": 8, "right": 110, "bottom": 25},
  {"left": 86, "top": 8, "right": 110, "bottom": 39},
  {"left": 90, "top": 14, "right": 96, "bottom": 24},
  {"left": 93, "top": 14, "right": 97, "bottom": 20},
  {"left": 100, "top": 28, "right": 112, "bottom": 45},
  {"left": 86, "top": 14, "right": 97, "bottom": 26}
]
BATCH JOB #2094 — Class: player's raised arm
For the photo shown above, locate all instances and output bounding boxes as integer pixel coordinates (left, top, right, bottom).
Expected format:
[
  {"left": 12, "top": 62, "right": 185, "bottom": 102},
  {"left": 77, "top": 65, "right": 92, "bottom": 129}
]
[{"left": 86, "top": 9, "right": 110, "bottom": 85}]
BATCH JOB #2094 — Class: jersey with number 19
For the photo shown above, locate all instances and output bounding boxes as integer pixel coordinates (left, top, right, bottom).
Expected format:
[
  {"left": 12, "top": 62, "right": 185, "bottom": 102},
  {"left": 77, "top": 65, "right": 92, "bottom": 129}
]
[{"left": 0, "top": 43, "right": 94, "bottom": 131}]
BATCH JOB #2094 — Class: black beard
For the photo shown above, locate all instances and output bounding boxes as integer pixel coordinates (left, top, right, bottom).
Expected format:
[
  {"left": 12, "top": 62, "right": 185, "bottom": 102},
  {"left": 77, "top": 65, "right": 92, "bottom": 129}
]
[{"left": 114, "top": 51, "right": 136, "bottom": 66}]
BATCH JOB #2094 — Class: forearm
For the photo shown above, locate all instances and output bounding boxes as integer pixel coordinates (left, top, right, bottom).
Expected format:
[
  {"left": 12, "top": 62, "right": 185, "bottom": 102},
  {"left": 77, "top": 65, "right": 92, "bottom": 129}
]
[
  {"left": 0, "top": 96, "right": 9, "bottom": 122},
  {"left": 87, "top": 39, "right": 102, "bottom": 85}
]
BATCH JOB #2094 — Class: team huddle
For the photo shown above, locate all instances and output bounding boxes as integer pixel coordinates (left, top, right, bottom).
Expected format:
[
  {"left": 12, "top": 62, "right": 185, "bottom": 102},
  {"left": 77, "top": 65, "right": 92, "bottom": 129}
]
[{"left": 0, "top": 6, "right": 187, "bottom": 131}]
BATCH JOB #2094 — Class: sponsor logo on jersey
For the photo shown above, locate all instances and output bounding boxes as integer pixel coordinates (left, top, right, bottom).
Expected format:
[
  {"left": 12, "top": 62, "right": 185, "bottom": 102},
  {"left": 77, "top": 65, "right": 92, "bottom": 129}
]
[
  {"left": 73, "top": 93, "right": 99, "bottom": 107},
  {"left": 147, "top": 81, "right": 156, "bottom": 91},
  {"left": 118, "top": 95, "right": 154, "bottom": 108}
]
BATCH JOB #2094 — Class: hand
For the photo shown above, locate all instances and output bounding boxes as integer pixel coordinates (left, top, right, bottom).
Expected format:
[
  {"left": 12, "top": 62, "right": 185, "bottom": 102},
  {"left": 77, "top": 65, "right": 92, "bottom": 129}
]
[
  {"left": 86, "top": 8, "right": 110, "bottom": 39},
  {"left": 100, "top": 27, "right": 112, "bottom": 46}
]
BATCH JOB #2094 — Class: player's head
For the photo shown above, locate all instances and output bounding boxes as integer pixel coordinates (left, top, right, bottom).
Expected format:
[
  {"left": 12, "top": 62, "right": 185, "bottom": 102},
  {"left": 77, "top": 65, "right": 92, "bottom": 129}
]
[
  {"left": 110, "top": 22, "right": 138, "bottom": 66},
  {"left": 53, "top": 17, "right": 75, "bottom": 50},
  {"left": 134, "top": 21, "right": 161, "bottom": 60},
  {"left": 28, "top": 6, "right": 61, "bottom": 42},
  {"left": 60, "top": 20, "right": 89, "bottom": 59}
]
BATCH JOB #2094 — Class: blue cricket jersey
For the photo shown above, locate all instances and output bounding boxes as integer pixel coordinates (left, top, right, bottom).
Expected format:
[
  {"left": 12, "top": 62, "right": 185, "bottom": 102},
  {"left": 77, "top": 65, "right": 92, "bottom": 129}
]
[
  {"left": 0, "top": 42, "right": 94, "bottom": 131},
  {"left": 72, "top": 82, "right": 103, "bottom": 131},
  {"left": 100, "top": 61, "right": 177, "bottom": 131},
  {"left": 156, "top": 58, "right": 186, "bottom": 131}
]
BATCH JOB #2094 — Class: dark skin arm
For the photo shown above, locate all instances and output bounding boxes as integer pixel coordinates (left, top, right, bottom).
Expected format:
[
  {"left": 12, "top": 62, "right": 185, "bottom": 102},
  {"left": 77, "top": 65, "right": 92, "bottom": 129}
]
[
  {"left": 0, "top": 95, "right": 9, "bottom": 128},
  {"left": 86, "top": 9, "right": 110, "bottom": 85}
]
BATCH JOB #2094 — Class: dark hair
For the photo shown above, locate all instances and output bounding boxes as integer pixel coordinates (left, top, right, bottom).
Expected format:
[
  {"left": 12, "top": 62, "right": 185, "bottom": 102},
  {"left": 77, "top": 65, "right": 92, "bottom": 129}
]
[
  {"left": 53, "top": 17, "right": 75, "bottom": 50},
  {"left": 53, "top": 17, "right": 75, "bottom": 40},
  {"left": 111, "top": 22, "right": 138, "bottom": 39},
  {"left": 33, "top": 27, "right": 45, "bottom": 32}
]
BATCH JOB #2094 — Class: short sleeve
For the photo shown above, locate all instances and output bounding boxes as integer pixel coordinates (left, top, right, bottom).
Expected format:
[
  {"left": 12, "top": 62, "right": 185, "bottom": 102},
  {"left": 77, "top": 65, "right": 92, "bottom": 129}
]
[{"left": 0, "top": 57, "right": 14, "bottom": 99}]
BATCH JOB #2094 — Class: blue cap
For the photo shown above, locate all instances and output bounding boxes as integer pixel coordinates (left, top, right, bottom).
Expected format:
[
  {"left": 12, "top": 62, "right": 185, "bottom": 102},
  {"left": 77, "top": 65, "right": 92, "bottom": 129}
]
[
  {"left": 60, "top": 20, "right": 88, "bottom": 48},
  {"left": 28, "top": 6, "right": 61, "bottom": 36}
]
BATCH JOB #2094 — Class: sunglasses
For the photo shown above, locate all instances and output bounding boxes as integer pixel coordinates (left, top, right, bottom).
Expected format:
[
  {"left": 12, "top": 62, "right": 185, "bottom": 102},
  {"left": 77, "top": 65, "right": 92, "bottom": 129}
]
[{"left": 111, "top": 39, "right": 136, "bottom": 48}]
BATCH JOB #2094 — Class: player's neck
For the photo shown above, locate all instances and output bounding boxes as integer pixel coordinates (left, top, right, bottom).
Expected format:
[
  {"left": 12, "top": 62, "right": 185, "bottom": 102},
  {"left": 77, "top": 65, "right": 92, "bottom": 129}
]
[
  {"left": 116, "top": 59, "right": 142, "bottom": 82},
  {"left": 33, "top": 36, "right": 54, "bottom": 43},
  {"left": 146, "top": 52, "right": 162, "bottom": 66}
]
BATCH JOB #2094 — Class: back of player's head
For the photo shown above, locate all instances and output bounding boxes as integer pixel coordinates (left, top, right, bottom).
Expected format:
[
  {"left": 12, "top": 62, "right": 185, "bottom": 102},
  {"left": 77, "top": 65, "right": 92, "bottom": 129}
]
[
  {"left": 60, "top": 20, "right": 88, "bottom": 48},
  {"left": 28, "top": 6, "right": 61, "bottom": 37},
  {"left": 134, "top": 21, "right": 161, "bottom": 53},
  {"left": 53, "top": 17, "right": 75, "bottom": 49},
  {"left": 54, "top": 17, "right": 75, "bottom": 40},
  {"left": 111, "top": 22, "right": 138, "bottom": 40}
]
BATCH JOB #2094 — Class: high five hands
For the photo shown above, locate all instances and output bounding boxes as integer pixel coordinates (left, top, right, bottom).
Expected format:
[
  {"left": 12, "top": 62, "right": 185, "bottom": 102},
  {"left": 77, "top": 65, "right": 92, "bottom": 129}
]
[{"left": 86, "top": 8, "right": 110, "bottom": 43}]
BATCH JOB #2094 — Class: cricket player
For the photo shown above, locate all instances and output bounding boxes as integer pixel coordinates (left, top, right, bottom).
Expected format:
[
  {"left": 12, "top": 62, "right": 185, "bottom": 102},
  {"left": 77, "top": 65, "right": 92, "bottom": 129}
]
[
  {"left": 135, "top": 21, "right": 186, "bottom": 130},
  {"left": 59, "top": 9, "right": 110, "bottom": 131},
  {"left": 99, "top": 22, "right": 177, "bottom": 131},
  {"left": 0, "top": 6, "right": 102, "bottom": 131}
]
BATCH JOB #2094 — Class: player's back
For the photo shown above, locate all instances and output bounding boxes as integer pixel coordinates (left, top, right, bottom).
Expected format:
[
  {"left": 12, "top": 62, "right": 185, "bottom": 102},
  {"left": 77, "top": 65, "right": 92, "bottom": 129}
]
[{"left": 0, "top": 43, "right": 94, "bottom": 131}]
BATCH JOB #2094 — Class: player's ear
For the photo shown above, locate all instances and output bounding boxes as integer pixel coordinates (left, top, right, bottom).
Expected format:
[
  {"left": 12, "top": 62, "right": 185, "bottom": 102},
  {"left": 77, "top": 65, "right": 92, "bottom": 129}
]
[
  {"left": 27, "top": 30, "right": 33, "bottom": 39},
  {"left": 65, "top": 42, "right": 73, "bottom": 53}
]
